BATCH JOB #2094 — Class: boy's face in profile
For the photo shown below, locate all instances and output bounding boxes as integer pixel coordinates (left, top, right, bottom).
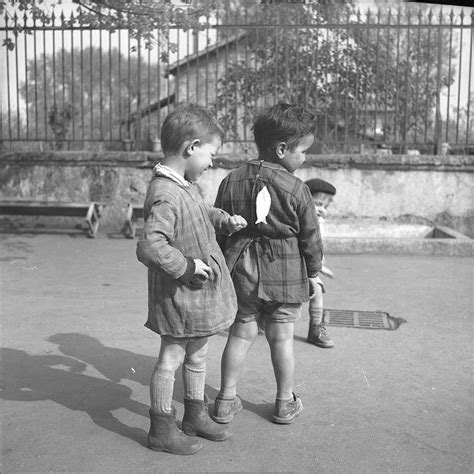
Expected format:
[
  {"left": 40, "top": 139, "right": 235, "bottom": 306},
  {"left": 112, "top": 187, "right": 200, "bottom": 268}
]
[
  {"left": 312, "top": 192, "right": 333, "bottom": 218},
  {"left": 280, "top": 133, "right": 314, "bottom": 173},
  {"left": 184, "top": 135, "right": 221, "bottom": 183}
]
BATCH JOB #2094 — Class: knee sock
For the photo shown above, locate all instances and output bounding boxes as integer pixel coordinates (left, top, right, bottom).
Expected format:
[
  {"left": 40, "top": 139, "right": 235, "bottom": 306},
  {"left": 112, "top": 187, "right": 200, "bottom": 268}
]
[
  {"left": 309, "top": 302, "right": 323, "bottom": 327},
  {"left": 150, "top": 365, "right": 175, "bottom": 414},
  {"left": 218, "top": 385, "right": 237, "bottom": 400},
  {"left": 182, "top": 360, "right": 206, "bottom": 400}
]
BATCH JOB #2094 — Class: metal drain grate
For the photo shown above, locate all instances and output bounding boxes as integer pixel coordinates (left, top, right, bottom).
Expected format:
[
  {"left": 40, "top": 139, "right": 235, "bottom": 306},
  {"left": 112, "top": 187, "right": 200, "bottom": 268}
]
[{"left": 323, "top": 309, "right": 406, "bottom": 330}]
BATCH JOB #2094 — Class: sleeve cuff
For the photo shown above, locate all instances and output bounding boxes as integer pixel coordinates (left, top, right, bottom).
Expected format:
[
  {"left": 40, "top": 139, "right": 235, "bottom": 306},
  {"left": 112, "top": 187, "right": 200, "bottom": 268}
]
[{"left": 177, "top": 258, "right": 196, "bottom": 285}]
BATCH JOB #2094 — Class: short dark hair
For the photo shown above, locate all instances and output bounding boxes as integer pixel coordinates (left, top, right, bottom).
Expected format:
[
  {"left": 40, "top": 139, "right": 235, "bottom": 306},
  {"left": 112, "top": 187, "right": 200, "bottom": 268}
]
[
  {"left": 160, "top": 104, "right": 224, "bottom": 154},
  {"left": 252, "top": 103, "right": 316, "bottom": 154},
  {"left": 305, "top": 178, "right": 336, "bottom": 196}
]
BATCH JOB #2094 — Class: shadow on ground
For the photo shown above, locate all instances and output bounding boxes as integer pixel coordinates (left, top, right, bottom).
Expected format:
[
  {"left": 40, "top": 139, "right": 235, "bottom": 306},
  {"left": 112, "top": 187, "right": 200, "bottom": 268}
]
[{"left": 1, "top": 334, "right": 270, "bottom": 447}]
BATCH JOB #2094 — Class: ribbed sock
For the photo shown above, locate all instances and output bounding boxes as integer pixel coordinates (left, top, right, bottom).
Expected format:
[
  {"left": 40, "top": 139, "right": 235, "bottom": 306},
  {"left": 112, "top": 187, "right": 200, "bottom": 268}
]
[
  {"left": 309, "top": 303, "right": 323, "bottom": 327},
  {"left": 182, "top": 360, "right": 206, "bottom": 400},
  {"left": 150, "top": 366, "right": 175, "bottom": 414}
]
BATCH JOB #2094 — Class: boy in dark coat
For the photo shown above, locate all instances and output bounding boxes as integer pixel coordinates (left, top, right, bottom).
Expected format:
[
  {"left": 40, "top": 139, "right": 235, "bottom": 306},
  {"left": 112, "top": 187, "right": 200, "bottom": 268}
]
[{"left": 212, "top": 103, "right": 323, "bottom": 425}]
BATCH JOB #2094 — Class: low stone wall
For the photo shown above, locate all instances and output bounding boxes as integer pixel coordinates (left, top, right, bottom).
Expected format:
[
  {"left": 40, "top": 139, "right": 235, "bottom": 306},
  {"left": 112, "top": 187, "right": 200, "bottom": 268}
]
[{"left": 1, "top": 151, "right": 473, "bottom": 237}]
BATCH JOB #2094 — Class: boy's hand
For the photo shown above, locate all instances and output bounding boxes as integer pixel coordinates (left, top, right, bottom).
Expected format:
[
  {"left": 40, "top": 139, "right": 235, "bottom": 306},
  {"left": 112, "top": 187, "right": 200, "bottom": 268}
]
[
  {"left": 308, "top": 277, "right": 319, "bottom": 299},
  {"left": 320, "top": 265, "right": 335, "bottom": 279},
  {"left": 227, "top": 215, "right": 247, "bottom": 235},
  {"left": 189, "top": 259, "right": 213, "bottom": 289}
]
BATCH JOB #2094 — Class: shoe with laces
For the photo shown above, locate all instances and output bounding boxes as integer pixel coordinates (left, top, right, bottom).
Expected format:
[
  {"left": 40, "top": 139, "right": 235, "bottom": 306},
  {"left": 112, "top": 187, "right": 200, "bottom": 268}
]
[
  {"left": 272, "top": 393, "right": 303, "bottom": 424},
  {"left": 307, "top": 323, "right": 334, "bottom": 348},
  {"left": 212, "top": 395, "right": 243, "bottom": 424}
]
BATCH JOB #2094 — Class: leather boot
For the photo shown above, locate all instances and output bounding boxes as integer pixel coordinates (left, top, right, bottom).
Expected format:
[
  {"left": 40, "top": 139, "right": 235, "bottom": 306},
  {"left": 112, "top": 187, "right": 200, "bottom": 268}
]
[
  {"left": 182, "top": 397, "right": 233, "bottom": 441},
  {"left": 148, "top": 407, "right": 202, "bottom": 455}
]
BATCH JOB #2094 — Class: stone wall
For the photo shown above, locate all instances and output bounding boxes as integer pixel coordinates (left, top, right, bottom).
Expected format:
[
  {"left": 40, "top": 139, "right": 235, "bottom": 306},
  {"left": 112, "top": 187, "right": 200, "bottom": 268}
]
[{"left": 1, "top": 151, "right": 473, "bottom": 237}]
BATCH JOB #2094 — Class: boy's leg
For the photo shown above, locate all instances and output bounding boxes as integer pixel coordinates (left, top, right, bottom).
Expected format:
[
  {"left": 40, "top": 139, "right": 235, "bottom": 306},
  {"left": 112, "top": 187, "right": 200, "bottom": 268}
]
[
  {"left": 182, "top": 337, "right": 208, "bottom": 400},
  {"left": 265, "top": 320, "right": 295, "bottom": 401},
  {"left": 212, "top": 319, "right": 258, "bottom": 423},
  {"left": 265, "top": 305, "right": 303, "bottom": 424},
  {"left": 148, "top": 336, "right": 202, "bottom": 455},
  {"left": 220, "top": 320, "right": 259, "bottom": 399},
  {"left": 308, "top": 284, "right": 334, "bottom": 348},
  {"left": 182, "top": 337, "right": 232, "bottom": 441},
  {"left": 213, "top": 243, "right": 259, "bottom": 422},
  {"left": 150, "top": 337, "right": 186, "bottom": 413}
]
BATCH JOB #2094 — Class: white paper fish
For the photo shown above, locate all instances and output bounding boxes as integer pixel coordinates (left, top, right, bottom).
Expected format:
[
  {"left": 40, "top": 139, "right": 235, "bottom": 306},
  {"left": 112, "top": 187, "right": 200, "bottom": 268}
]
[{"left": 255, "top": 185, "right": 271, "bottom": 224}]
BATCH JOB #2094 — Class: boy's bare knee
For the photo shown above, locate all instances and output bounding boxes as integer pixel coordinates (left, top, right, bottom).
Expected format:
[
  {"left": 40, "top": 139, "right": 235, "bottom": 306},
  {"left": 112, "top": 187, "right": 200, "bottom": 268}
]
[
  {"left": 184, "top": 337, "right": 208, "bottom": 364},
  {"left": 158, "top": 350, "right": 185, "bottom": 372},
  {"left": 230, "top": 320, "right": 259, "bottom": 341},
  {"left": 265, "top": 321, "right": 294, "bottom": 344}
]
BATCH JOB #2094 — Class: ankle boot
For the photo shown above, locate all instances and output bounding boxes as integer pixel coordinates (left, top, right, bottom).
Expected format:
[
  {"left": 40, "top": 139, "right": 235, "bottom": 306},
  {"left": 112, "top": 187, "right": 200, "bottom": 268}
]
[
  {"left": 148, "top": 407, "right": 203, "bottom": 455},
  {"left": 182, "top": 397, "right": 233, "bottom": 441}
]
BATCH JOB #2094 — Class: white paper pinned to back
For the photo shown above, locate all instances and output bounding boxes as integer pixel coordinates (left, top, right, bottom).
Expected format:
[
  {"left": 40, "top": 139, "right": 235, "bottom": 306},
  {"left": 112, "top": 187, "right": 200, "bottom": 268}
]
[{"left": 255, "top": 185, "right": 271, "bottom": 224}]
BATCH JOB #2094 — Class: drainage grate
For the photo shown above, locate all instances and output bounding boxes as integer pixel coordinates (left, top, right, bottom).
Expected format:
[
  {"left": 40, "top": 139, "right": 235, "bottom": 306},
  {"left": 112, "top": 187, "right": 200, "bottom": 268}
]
[{"left": 323, "top": 309, "right": 406, "bottom": 330}]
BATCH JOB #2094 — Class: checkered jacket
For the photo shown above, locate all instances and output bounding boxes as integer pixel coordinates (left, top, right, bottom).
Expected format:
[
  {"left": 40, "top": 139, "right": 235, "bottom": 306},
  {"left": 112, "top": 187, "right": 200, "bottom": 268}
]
[
  {"left": 137, "top": 175, "right": 237, "bottom": 337},
  {"left": 215, "top": 160, "right": 323, "bottom": 303}
]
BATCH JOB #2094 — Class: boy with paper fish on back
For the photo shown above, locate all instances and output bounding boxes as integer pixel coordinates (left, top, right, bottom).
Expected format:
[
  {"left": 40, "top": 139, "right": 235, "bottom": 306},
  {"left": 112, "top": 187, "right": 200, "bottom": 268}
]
[{"left": 212, "top": 103, "right": 323, "bottom": 425}]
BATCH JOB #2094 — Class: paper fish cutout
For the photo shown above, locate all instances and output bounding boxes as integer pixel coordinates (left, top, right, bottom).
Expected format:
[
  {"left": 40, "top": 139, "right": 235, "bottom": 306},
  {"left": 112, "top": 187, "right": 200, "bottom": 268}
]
[{"left": 255, "top": 185, "right": 271, "bottom": 224}]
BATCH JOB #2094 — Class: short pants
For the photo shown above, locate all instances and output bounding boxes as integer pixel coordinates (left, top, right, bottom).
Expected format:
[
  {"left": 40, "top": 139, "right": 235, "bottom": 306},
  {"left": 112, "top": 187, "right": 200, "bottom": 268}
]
[{"left": 232, "top": 243, "right": 302, "bottom": 324}]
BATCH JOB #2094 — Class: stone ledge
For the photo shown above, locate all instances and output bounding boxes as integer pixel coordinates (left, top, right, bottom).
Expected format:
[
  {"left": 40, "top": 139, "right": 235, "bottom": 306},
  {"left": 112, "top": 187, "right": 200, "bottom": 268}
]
[
  {"left": 1, "top": 151, "right": 473, "bottom": 172},
  {"left": 325, "top": 237, "right": 473, "bottom": 257},
  {"left": 215, "top": 153, "right": 474, "bottom": 171},
  {"left": 0, "top": 151, "right": 153, "bottom": 168}
]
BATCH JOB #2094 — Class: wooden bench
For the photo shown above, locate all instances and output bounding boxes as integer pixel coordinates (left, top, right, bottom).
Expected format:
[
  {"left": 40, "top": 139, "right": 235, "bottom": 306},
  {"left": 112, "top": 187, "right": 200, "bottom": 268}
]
[
  {"left": 124, "top": 203, "right": 144, "bottom": 238},
  {"left": 0, "top": 200, "right": 103, "bottom": 238}
]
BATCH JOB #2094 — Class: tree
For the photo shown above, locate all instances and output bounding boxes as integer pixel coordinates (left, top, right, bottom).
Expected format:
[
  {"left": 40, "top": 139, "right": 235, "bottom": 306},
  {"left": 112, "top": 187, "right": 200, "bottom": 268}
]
[
  {"left": 213, "top": 2, "right": 459, "bottom": 151},
  {"left": 2, "top": 0, "right": 220, "bottom": 148},
  {"left": 1, "top": 0, "right": 218, "bottom": 52},
  {"left": 18, "top": 46, "right": 164, "bottom": 147}
]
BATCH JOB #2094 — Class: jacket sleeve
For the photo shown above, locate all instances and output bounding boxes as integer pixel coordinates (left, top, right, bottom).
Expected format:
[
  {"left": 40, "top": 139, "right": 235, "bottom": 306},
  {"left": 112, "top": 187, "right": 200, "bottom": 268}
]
[
  {"left": 297, "top": 185, "right": 323, "bottom": 277},
  {"left": 136, "top": 197, "right": 194, "bottom": 284},
  {"left": 212, "top": 177, "right": 230, "bottom": 249},
  {"left": 206, "top": 205, "right": 233, "bottom": 235}
]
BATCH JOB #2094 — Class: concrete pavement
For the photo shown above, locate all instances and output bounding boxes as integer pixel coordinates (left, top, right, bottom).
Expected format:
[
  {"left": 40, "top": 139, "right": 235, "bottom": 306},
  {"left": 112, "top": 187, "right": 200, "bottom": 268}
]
[{"left": 1, "top": 233, "right": 472, "bottom": 473}]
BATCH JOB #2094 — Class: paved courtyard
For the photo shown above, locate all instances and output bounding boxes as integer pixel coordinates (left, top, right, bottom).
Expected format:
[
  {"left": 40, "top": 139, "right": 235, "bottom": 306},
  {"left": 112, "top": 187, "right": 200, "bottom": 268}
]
[{"left": 1, "top": 233, "right": 472, "bottom": 473}]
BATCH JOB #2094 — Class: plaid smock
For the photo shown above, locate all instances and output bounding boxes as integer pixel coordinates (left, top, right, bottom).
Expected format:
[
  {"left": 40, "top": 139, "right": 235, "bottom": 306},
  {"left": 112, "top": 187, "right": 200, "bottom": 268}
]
[
  {"left": 136, "top": 169, "right": 237, "bottom": 337},
  {"left": 215, "top": 160, "right": 323, "bottom": 304}
]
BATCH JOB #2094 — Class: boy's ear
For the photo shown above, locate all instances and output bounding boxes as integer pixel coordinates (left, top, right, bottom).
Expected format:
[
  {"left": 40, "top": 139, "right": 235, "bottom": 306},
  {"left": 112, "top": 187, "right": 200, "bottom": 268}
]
[
  {"left": 185, "top": 139, "right": 200, "bottom": 156},
  {"left": 276, "top": 141, "right": 287, "bottom": 159}
]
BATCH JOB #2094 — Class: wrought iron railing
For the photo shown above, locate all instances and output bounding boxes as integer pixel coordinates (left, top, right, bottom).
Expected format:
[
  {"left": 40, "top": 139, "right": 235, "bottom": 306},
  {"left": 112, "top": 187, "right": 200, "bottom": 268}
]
[{"left": 0, "top": 3, "right": 472, "bottom": 154}]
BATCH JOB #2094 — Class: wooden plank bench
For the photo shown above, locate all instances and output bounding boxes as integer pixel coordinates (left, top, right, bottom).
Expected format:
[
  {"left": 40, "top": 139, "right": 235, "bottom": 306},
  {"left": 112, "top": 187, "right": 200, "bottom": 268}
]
[
  {"left": 124, "top": 203, "right": 144, "bottom": 238},
  {"left": 0, "top": 200, "right": 103, "bottom": 238}
]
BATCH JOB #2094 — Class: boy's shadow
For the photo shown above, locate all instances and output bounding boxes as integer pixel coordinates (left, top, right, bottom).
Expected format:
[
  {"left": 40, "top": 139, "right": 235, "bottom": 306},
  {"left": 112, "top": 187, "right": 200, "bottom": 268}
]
[
  {"left": 1, "top": 347, "right": 149, "bottom": 446},
  {"left": 47, "top": 333, "right": 155, "bottom": 387},
  {"left": 2, "top": 334, "right": 271, "bottom": 444},
  {"left": 47, "top": 333, "right": 270, "bottom": 421}
]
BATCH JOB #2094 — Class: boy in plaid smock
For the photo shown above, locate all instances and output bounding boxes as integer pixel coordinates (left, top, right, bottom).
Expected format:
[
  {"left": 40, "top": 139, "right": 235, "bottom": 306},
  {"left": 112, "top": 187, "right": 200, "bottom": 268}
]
[
  {"left": 136, "top": 105, "right": 247, "bottom": 455},
  {"left": 211, "top": 103, "right": 323, "bottom": 425}
]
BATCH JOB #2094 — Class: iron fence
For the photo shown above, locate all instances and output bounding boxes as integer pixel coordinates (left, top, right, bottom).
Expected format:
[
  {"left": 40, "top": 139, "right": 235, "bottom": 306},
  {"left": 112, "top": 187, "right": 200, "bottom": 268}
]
[{"left": 0, "top": 3, "right": 473, "bottom": 154}]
